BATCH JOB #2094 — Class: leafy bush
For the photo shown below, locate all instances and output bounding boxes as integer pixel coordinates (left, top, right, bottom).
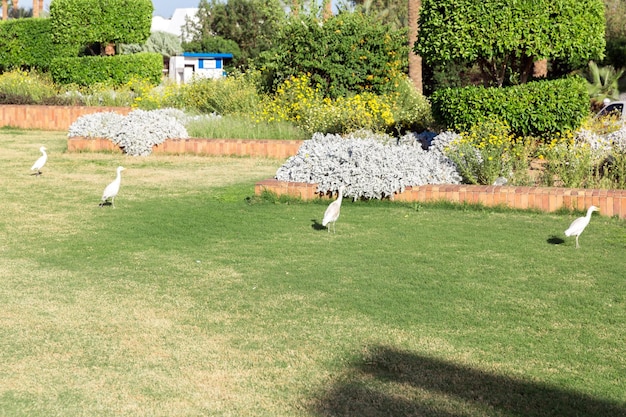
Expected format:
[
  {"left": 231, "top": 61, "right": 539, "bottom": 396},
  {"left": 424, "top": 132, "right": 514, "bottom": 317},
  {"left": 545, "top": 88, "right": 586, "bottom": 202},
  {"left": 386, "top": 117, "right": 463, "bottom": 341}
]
[
  {"left": 258, "top": 74, "right": 397, "bottom": 134},
  {"left": 431, "top": 77, "right": 590, "bottom": 137},
  {"left": 260, "top": 12, "right": 407, "bottom": 99},
  {"left": 0, "top": 18, "right": 80, "bottom": 72},
  {"left": 50, "top": 52, "right": 162, "bottom": 86}
]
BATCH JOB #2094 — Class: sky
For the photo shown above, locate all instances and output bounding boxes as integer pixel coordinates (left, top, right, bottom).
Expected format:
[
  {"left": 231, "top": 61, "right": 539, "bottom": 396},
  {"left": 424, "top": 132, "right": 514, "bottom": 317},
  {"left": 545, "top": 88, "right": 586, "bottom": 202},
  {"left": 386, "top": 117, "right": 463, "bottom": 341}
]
[{"left": 40, "top": 1, "right": 201, "bottom": 18}]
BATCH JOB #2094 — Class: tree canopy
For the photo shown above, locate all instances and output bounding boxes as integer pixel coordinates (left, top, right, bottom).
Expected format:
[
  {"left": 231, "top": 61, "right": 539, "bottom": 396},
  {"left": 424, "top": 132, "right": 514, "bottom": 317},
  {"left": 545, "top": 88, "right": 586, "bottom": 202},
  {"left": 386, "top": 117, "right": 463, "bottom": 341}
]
[
  {"left": 182, "top": 0, "right": 285, "bottom": 67},
  {"left": 415, "top": 0, "right": 606, "bottom": 86},
  {"left": 259, "top": 12, "right": 408, "bottom": 98}
]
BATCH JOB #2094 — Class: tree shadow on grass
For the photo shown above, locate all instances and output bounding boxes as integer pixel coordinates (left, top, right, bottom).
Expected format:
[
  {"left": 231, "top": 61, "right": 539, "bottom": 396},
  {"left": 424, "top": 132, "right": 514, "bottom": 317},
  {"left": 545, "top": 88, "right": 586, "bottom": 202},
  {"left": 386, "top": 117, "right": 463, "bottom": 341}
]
[{"left": 311, "top": 345, "right": 626, "bottom": 417}]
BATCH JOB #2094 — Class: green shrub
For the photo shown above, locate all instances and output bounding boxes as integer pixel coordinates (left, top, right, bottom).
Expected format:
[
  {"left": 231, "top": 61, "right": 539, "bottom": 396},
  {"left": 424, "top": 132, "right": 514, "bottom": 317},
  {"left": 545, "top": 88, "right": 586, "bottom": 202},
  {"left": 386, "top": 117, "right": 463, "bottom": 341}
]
[
  {"left": 431, "top": 77, "right": 590, "bottom": 137},
  {"left": 49, "top": 52, "right": 162, "bottom": 86},
  {"left": 260, "top": 12, "right": 407, "bottom": 99},
  {"left": 0, "top": 18, "right": 80, "bottom": 72},
  {"left": 257, "top": 74, "right": 396, "bottom": 134}
]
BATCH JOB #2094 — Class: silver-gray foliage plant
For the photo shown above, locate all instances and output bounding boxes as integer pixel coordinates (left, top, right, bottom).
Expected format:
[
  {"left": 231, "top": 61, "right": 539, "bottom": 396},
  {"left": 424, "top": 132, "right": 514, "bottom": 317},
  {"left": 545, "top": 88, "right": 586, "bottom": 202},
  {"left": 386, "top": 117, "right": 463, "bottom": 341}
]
[
  {"left": 276, "top": 132, "right": 462, "bottom": 199},
  {"left": 68, "top": 108, "right": 218, "bottom": 156}
]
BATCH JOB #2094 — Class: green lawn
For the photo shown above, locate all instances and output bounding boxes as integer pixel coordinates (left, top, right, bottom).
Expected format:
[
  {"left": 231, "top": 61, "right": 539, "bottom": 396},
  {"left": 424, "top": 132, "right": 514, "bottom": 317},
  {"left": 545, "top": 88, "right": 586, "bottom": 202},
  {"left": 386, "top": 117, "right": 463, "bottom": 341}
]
[{"left": 1, "top": 130, "right": 625, "bottom": 417}]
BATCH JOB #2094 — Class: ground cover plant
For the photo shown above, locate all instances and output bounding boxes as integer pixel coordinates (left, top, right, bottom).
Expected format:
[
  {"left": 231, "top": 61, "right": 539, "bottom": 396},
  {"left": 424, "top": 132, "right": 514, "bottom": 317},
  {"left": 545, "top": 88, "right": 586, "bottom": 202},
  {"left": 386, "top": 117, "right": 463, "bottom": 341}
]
[{"left": 1, "top": 130, "right": 625, "bottom": 416}]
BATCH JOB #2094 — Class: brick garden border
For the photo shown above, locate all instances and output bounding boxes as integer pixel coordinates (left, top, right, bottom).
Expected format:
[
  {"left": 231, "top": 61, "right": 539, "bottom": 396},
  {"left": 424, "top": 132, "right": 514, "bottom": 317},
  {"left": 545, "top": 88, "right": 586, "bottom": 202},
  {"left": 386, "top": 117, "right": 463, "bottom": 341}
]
[
  {"left": 66, "top": 137, "right": 304, "bottom": 159},
  {"left": 255, "top": 179, "right": 626, "bottom": 219}
]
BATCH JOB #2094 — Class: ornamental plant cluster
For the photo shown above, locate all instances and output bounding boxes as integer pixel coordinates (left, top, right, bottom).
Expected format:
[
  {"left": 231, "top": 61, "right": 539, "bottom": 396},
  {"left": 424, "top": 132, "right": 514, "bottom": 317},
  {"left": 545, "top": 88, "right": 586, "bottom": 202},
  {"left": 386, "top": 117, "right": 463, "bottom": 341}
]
[
  {"left": 440, "top": 112, "right": 626, "bottom": 190},
  {"left": 275, "top": 132, "right": 462, "bottom": 199},
  {"left": 537, "top": 115, "right": 626, "bottom": 189},
  {"left": 257, "top": 74, "right": 431, "bottom": 135},
  {"left": 68, "top": 109, "right": 219, "bottom": 156}
]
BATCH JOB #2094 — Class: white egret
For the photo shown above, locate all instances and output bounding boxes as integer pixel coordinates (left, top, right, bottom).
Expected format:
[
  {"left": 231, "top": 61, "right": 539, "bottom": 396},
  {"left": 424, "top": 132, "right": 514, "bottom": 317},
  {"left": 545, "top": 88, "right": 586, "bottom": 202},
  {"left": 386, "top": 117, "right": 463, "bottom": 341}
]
[
  {"left": 99, "top": 166, "right": 125, "bottom": 208},
  {"left": 322, "top": 186, "right": 345, "bottom": 233},
  {"left": 31, "top": 146, "right": 47, "bottom": 176},
  {"left": 564, "top": 205, "right": 599, "bottom": 248}
]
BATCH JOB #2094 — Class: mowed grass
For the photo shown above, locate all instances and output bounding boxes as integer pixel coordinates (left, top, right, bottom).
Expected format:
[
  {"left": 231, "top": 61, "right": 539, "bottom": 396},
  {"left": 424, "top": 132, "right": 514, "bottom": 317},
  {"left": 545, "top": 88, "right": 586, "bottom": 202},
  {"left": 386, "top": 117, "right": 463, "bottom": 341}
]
[{"left": 1, "top": 129, "right": 625, "bottom": 417}]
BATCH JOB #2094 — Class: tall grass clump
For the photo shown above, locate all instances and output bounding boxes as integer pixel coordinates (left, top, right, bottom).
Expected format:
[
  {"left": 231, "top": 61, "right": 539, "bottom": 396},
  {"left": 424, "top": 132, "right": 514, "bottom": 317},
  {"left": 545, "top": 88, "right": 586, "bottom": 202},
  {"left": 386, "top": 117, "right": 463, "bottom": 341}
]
[
  {"left": 537, "top": 130, "right": 596, "bottom": 188},
  {"left": 181, "top": 71, "right": 261, "bottom": 115},
  {"left": 126, "top": 77, "right": 186, "bottom": 110},
  {"left": 389, "top": 77, "right": 434, "bottom": 134},
  {"left": 0, "top": 69, "right": 61, "bottom": 104},
  {"left": 186, "top": 115, "right": 308, "bottom": 140}
]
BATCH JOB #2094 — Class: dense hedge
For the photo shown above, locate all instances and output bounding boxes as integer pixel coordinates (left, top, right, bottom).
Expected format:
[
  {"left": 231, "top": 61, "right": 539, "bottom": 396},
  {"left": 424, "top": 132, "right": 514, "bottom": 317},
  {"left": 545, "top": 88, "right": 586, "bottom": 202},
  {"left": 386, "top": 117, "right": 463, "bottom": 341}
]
[
  {"left": 50, "top": 0, "right": 152, "bottom": 50},
  {"left": 431, "top": 77, "right": 590, "bottom": 136},
  {"left": 49, "top": 52, "right": 162, "bottom": 86},
  {"left": 0, "top": 19, "right": 80, "bottom": 72}
]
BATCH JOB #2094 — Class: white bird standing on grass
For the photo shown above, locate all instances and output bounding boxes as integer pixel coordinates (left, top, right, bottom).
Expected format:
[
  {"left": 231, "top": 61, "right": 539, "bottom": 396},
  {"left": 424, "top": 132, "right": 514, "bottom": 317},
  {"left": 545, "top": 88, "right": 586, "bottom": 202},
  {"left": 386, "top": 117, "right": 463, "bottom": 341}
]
[
  {"left": 564, "top": 205, "right": 599, "bottom": 248},
  {"left": 31, "top": 146, "right": 47, "bottom": 176},
  {"left": 99, "top": 166, "right": 125, "bottom": 208},
  {"left": 322, "top": 186, "right": 346, "bottom": 233}
]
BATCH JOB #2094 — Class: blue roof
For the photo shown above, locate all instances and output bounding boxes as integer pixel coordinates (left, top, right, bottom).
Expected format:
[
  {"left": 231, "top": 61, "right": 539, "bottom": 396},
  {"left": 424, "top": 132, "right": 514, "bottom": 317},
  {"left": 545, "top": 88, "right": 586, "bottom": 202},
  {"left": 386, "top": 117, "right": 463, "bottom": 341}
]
[{"left": 182, "top": 52, "right": 233, "bottom": 59}]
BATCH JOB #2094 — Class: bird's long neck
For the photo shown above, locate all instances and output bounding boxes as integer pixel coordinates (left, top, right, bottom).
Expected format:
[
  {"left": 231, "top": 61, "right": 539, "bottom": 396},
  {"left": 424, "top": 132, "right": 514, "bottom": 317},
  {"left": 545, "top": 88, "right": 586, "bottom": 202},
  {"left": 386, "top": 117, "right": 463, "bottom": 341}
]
[
  {"left": 586, "top": 207, "right": 594, "bottom": 218},
  {"left": 337, "top": 188, "right": 343, "bottom": 201}
]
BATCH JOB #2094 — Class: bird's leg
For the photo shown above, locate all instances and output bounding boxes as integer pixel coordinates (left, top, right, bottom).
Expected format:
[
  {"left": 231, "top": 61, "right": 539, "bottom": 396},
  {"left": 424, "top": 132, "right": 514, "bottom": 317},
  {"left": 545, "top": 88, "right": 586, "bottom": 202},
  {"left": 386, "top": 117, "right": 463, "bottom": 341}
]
[
  {"left": 575, "top": 236, "right": 580, "bottom": 249},
  {"left": 111, "top": 197, "right": 116, "bottom": 208}
]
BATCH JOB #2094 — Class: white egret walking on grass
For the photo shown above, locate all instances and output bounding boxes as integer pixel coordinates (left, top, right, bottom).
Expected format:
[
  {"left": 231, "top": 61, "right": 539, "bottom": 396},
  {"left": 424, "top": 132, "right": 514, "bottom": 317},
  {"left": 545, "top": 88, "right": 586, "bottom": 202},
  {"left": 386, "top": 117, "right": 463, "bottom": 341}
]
[
  {"left": 31, "top": 146, "right": 47, "bottom": 176},
  {"left": 322, "top": 186, "right": 346, "bottom": 233},
  {"left": 564, "top": 205, "right": 599, "bottom": 248},
  {"left": 99, "top": 166, "right": 125, "bottom": 208}
]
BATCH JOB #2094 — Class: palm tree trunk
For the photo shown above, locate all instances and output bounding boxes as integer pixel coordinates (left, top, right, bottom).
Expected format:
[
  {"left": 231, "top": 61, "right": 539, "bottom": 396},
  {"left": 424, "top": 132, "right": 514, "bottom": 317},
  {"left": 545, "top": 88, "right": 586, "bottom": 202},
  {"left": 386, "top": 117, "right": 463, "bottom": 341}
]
[
  {"left": 32, "top": 0, "right": 38, "bottom": 17},
  {"left": 408, "top": 0, "right": 422, "bottom": 93},
  {"left": 2, "top": 0, "right": 7, "bottom": 20},
  {"left": 323, "top": 0, "right": 332, "bottom": 19}
]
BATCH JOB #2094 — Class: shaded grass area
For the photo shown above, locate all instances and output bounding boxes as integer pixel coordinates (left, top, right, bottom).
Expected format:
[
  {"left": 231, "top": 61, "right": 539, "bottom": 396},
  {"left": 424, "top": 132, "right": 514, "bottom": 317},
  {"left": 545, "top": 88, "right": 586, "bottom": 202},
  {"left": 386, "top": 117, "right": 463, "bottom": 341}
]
[{"left": 1, "top": 130, "right": 625, "bottom": 416}]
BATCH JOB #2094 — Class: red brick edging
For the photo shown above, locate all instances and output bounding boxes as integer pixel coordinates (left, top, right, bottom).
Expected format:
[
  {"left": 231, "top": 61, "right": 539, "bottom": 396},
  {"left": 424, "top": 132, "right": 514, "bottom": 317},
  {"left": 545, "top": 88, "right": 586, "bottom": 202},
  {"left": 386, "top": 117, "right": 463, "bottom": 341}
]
[
  {"left": 255, "top": 178, "right": 626, "bottom": 219},
  {"left": 0, "top": 104, "right": 132, "bottom": 130},
  {"left": 67, "top": 137, "right": 304, "bottom": 159}
]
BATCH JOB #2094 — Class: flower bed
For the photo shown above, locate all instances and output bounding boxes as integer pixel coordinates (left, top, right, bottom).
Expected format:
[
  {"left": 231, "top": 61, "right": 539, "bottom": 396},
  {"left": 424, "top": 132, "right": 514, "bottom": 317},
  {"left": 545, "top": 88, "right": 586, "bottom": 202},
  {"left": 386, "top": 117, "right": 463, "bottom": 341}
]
[{"left": 255, "top": 178, "right": 626, "bottom": 219}]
